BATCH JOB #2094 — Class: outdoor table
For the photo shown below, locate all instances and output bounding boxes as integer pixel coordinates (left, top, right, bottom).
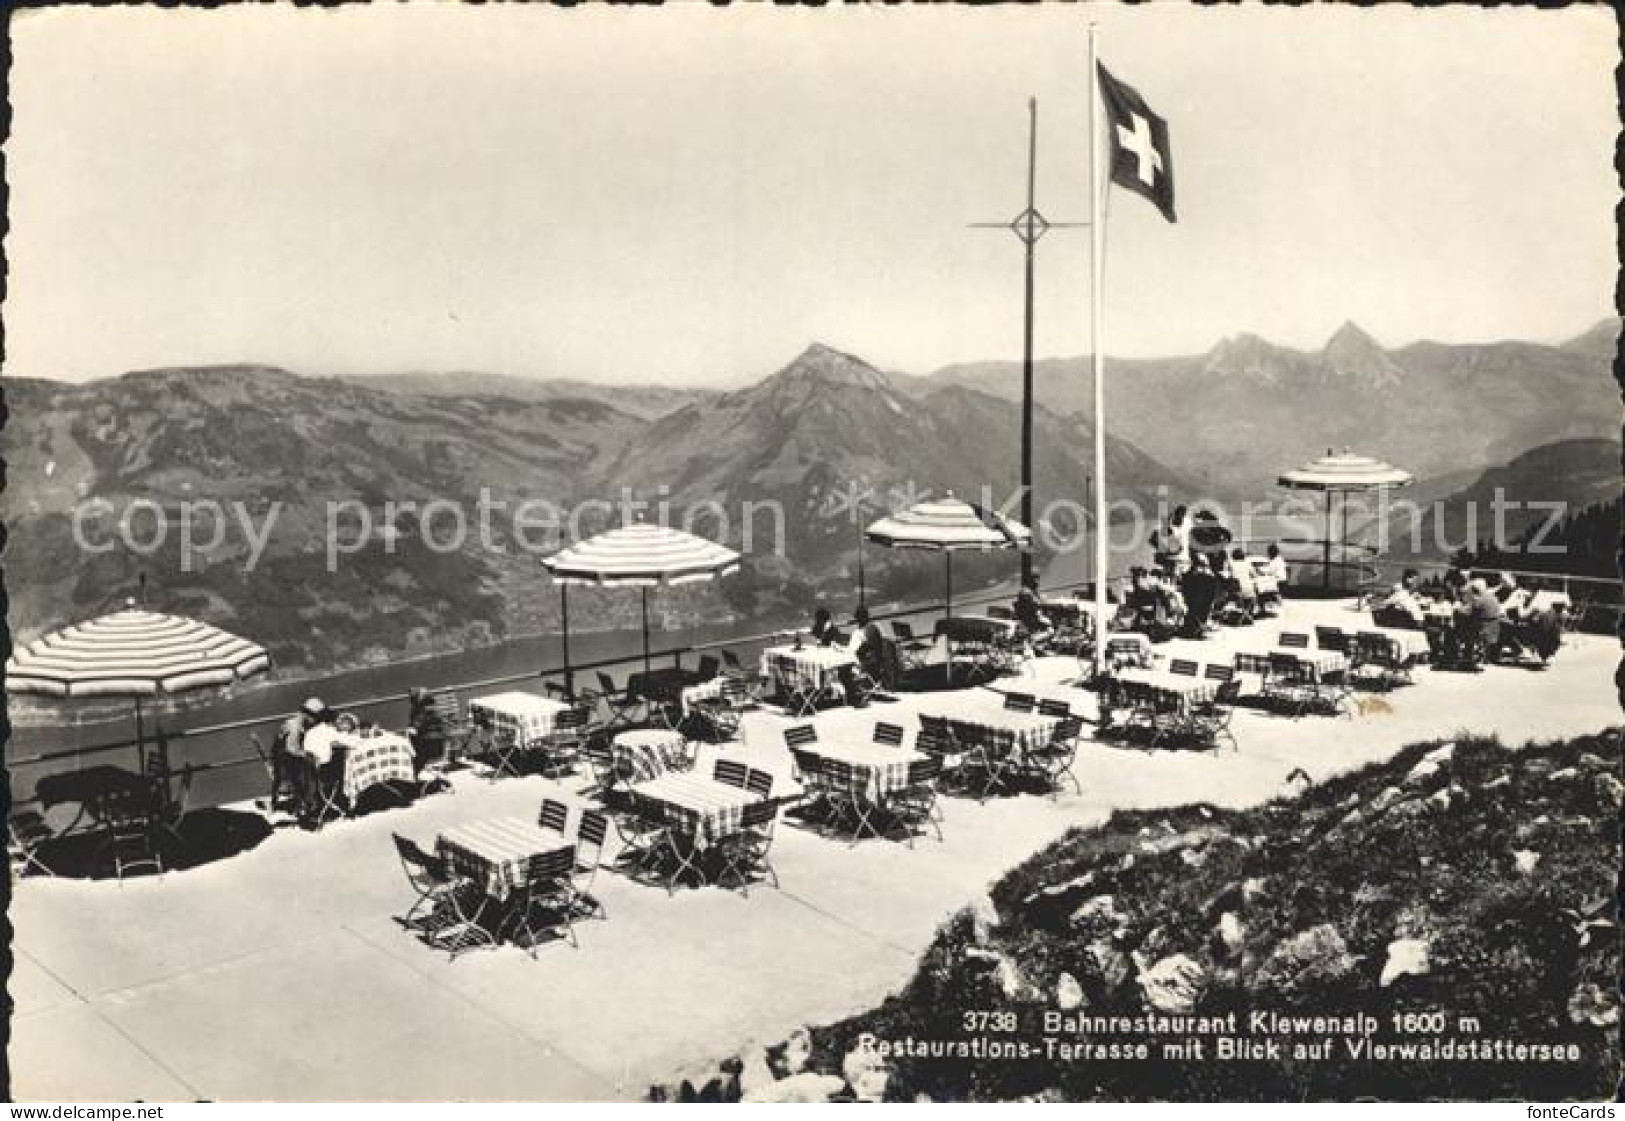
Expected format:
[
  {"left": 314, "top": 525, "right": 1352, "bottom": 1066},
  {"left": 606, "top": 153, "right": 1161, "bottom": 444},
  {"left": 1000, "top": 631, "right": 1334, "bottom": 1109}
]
[
  {"left": 680, "top": 674, "right": 728, "bottom": 714},
  {"left": 1104, "top": 632, "right": 1154, "bottom": 669},
  {"left": 1234, "top": 646, "right": 1349, "bottom": 677},
  {"left": 627, "top": 771, "right": 764, "bottom": 849},
  {"left": 800, "top": 740, "right": 926, "bottom": 803},
  {"left": 436, "top": 815, "right": 575, "bottom": 903},
  {"left": 613, "top": 728, "right": 691, "bottom": 783},
  {"left": 629, "top": 666, "right": 706, "bottom": 726},
  {"left": 1111, "top": 667, "right": 1219, "bottom": 713},
  {"left": 935, "top": 615, "right": 1022, "bottom": 681},
  {"left": 1353, "top": 625, "right": 1430, "bottom": 663},
  {"left": 629, "top": 666, "right": 705, "bottom": 705},
  {"left": 761, "top": 644, "right": 857, "bottom": 712},
  {"left": 468, "top": 691, "right": 568, "bottom": 745},
  {"left": 917, "top": 689, "right": 1061, "bottom": 760},
  {"left": 627, "top": 771, "right": 771, "bottom": 888},
  {"left": 35, "top": 764, "right": 153, "bottom": 836},
  {"left": 336, "top": 731, "right": 417, "bottom": 804}
]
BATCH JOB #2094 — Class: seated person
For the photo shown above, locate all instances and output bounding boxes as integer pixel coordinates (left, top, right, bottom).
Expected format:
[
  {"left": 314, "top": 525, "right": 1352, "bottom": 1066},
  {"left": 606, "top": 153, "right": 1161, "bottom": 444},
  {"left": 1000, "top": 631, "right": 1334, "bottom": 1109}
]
[
  {"left": 407, "top": 686, "right": 449, "bottom": 769},
  {"left": 809, "top": 606, "right": 845, "bottom": 648},
  {"left": 271, "top": 697, "right": 327, "bottom": 813},
  {"left": 846, "top": 605, "right": 898, "bottom": 693},
  {"left": 1374, "top": 569, "right": 1426, "bottom": 630},
  {"left": 1226, "top": 548, "right": 1259, "bottom": 620},
  {"left": 1263, "top": 544, "right": 1289, "bottom": 588},
  {"left": 1457, "top": 577, "right": 1506, "bottom": 654},
  {"left": 1504, "top": 602, "right": 1564, "bottom": 664},
  {"left": 1179, "top": 553, "right": 1220, "bottom": 636},
  {"left": 1013, "top": 573, "right": 1056, "bottom": 646}
]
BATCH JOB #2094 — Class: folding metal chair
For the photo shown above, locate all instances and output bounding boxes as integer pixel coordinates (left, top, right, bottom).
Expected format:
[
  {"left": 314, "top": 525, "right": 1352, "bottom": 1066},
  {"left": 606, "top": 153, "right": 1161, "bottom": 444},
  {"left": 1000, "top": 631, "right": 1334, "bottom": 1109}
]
[
  {"left": 1002, "top": 691, "right": 1036, "bottom": 713},
  {"left": 745, "top": 768, "right": 774, "bottom": 799},
  {"left": 483, "top": 726, "right": 528, "bottom": 782},
  {"left": 720, "top": 649, "right": 765, "bottom": 703},
  {"left": 822, "top": 758, "right": 881, "bottom": 845},
  {"left": 873, "top": 721, "right": 906, "bottom": 748},
  {"left": 1315, "top": 626, "right": 1351, "bottom": 654},
  {"left": 538, "top": 797, "right": 570, "bottom": 835},
  {"left": 1027, "top": 715, "right": 1083, "bottom": 797},
  {"left": 1170, "top": 659, "right": 1199, "bottom": 677},
  {"left": 572, "top": 809, "right": 609, "bottom": 920},
  {"left": 392, "top": 832, "right": 460, "bottom": 934},
  {"left": 1279, "top": 632, "right": 1311, "bottom": 650},
  {"left": 1355, "top": 630, "right": 1413, "bottom": 690},
  {"left": 714, "top": 758, "right": 749, "bottom": 789},
  {"left": 594, "top": 672, "right": 641, "bottom": 731},
  {"left": 716, "top": 798, "right": 781, "bottom": 896},
  {"left": 503, "top": 847, "right": 580, "bottom": 954},
  {"left": 1187, "top": 678, "right": 1243, "bottom": 751},
  {"left": 530, "top": 704, "right": 595, "bottom": 777},
  {"left": 305, "top": 751, "right": 351, "bottom": 828},
  {"left": 9, "top": 810, "right": 56, "bottom": 877},
  {"left": 886, "top": 756, "right": 943, "bottom": 847},
  {"left": 1037, "top": 697, "right": 1071, "bottom": 719},
  {"left": 611, "top": 804, "right": 671, "bottom": 883},
  {"left": 890, "top": 621, "right": 935, "bottom": 673}
]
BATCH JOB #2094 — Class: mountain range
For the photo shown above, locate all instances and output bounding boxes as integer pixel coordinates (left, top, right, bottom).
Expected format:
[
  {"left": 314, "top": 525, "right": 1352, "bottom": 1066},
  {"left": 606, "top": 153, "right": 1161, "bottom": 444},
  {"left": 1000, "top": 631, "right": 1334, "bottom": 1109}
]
[
  {"left": 3, "top": 320, "right": 1615, "bottom": 673},
  {"left": 926, "top": 318, "right": 1620, "bottom": 495}
]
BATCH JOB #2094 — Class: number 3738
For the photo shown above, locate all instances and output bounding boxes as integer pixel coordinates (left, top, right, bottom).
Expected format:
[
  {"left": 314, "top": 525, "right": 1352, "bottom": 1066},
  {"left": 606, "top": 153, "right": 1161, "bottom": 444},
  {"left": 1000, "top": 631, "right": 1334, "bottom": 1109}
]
[{"left": 962, "top": 1010, "right": 1018, "bottom": 1033}]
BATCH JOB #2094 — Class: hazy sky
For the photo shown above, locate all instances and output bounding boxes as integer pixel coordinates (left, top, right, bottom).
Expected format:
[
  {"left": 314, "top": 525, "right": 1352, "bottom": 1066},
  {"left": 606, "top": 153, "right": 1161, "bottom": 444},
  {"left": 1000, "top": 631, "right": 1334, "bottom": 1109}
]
[{"left": 6, "top": 4, "right": 1617, "bottom": 387}]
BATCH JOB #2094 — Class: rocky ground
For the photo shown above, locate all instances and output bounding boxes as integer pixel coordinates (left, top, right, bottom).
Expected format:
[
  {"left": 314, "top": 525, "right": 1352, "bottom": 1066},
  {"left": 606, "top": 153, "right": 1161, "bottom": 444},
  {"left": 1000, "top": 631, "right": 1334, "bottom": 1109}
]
[{"left": 654, "top": 730, "right": 1621, "bottom": 1101}]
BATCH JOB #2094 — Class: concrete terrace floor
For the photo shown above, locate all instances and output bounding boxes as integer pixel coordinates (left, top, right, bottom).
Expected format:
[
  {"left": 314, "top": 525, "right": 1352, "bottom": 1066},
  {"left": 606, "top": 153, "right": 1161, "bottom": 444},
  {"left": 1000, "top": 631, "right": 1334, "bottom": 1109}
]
[{"left": 9, "top": 598, "right": 1621, "bottom": 1101}]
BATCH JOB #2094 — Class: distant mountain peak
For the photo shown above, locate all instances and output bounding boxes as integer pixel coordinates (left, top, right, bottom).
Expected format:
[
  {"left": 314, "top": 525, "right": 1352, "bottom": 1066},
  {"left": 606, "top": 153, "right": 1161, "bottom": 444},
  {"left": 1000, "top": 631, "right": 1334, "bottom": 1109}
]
[
  {"left": 771, "top": 342, "right": 892, "bottom": 391},
  {"left": 1320, "top": 319, "right": 1402, "bottom": 387},
  {"left": 1201, "top": 332, "right": 1300, "bottom": 382},
  {"left": 1326, "top": 319, "right": 1379, "bottom": 350}
]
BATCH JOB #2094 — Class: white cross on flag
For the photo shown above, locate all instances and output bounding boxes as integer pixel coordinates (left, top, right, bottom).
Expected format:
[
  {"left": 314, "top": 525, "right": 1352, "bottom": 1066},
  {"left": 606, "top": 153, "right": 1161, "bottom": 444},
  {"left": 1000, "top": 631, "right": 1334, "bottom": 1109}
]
[{"left": 1098, "top": 63, "right": 1176, "bottom": 223}]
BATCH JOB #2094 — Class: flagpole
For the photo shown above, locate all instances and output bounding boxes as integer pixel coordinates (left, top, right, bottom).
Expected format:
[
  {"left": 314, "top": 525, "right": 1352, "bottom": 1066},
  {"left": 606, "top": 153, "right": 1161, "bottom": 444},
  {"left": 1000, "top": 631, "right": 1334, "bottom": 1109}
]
[{"left": 1088, "top": 23, "right": 1108, "bottom": 678}]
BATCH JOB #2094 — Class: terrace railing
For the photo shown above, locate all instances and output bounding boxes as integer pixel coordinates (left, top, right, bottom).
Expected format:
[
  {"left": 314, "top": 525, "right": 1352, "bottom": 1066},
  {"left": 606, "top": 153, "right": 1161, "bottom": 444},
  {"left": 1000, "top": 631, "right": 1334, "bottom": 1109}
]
[{"left": 9, "top": 560, "right": 1619, "bottom": 812}]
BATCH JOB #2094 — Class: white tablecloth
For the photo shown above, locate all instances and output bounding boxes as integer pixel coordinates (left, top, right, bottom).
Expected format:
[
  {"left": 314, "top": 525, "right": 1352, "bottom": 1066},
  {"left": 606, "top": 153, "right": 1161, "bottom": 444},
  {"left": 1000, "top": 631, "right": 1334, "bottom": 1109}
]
[{"left": 468, "top": 691, "right": 568, "bottom": 742}]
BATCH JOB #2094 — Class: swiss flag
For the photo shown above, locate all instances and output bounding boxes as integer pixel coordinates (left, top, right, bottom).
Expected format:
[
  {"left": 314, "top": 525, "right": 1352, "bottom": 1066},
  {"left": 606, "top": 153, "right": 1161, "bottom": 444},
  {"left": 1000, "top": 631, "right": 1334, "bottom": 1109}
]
[{"left": 1098, "top": 64, "right": 1176, "bottom": 224}]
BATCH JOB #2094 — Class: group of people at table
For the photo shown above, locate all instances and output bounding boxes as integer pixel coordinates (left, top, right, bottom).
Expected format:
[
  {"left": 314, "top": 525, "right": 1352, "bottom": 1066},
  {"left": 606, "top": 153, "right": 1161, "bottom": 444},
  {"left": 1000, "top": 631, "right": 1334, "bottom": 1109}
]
[
  {"left": 268, "top": 690, "right": 446, "bottom": 822},
  {"left": 1375, "top": 567, "right": 1567, "bottom": 666}
]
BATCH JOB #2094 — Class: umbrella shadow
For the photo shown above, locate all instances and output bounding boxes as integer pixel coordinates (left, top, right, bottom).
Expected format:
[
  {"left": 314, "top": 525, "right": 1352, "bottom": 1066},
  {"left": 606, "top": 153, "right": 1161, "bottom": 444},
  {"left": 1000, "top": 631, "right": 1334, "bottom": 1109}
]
[{"left": 23, "top": 806, "right": 273, "bottom": 881}]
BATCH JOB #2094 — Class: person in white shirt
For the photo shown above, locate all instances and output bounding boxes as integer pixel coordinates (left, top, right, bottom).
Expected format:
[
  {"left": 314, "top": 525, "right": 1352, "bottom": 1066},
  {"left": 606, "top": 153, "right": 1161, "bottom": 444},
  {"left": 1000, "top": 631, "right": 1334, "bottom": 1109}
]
[
  {"left": 1375, "top": 569, "right": 1426, "bottom": 629},
  {"left": 1264, "top": 544, "right": 1289, "bottom": 586}
]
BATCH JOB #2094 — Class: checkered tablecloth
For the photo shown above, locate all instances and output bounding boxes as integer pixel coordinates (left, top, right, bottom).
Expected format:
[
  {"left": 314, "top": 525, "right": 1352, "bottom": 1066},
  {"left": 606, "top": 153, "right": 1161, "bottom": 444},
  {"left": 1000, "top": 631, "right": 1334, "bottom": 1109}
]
[
  {"left": 804, "top": 741, "right": 926, "bottom": 802},
  {"left": 680, "top": 675, "right": 729, "bottom": 714},
  {"left": 613, "top": 729, "right": 690, "bottom": 783},
  {"left": 1105, "top": 632, "right": 1154, "bottom": 668},
  {"left": 468, "top": 691, "right": 568, "bottom": 743},
  {"left": 629, "top": 667, "right": 704, "bottom": 705},
  {"left": 1353, "top": 626, "right": 1429, "bottom": 662},
  {"left": 340, "top": 732, "right": 417, "bottom": 803},
  {"left": 918, "top": 691, "right": 1061, "bottom": 759},
  {"left": 761, "top": 645, "right": 857, "bottom": 694},
  {"left": 627, "top": 772, "right": 764, "bottom": 849},
  {"left": 1111, "top": 668, "right": 1218, "bottom": 714},
  {"left": 436, "top": 816, "right": 575, "bottom": 901},
  {"left": 1235, "top": 647, "right": 1349, "bottom": 677}
]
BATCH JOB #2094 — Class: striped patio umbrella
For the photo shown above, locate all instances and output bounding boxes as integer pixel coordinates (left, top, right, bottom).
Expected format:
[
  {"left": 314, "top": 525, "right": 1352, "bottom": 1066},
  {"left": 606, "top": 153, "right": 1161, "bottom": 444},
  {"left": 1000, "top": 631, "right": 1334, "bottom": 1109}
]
[
  {"left": 542, "top": 523, "right": 741, "bottom": 684},
  {"left": 865, "top": 493, "right": 1031, "bottom": 617},
  {"left": 1278, "top": 448, "right": 1413, "bottom": 589},
  {"left": 6, "top": 601, "right": 271, "bottom": 767}
]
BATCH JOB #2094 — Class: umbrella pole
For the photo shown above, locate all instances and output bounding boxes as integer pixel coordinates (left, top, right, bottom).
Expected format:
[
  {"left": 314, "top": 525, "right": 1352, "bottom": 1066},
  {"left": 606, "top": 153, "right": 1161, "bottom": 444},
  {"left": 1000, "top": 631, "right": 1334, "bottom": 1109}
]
[
  {"left": 945, "top": 551, "right": 953, "bottom": 619},
  {"left": 856, "top": 525, "right": 867, "bottom": 611},
  {"left": 641, "top": 586, "right": 652, "bottom": 676},
  {"left": 134, "top": 696, "right": 146, "bottom": 773},
  {"left": 1323, "top": 491, "right": 1333, "bottom": 590},
  {"left": 560, "top": 584, "right": 573, "bottom": 700}
]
